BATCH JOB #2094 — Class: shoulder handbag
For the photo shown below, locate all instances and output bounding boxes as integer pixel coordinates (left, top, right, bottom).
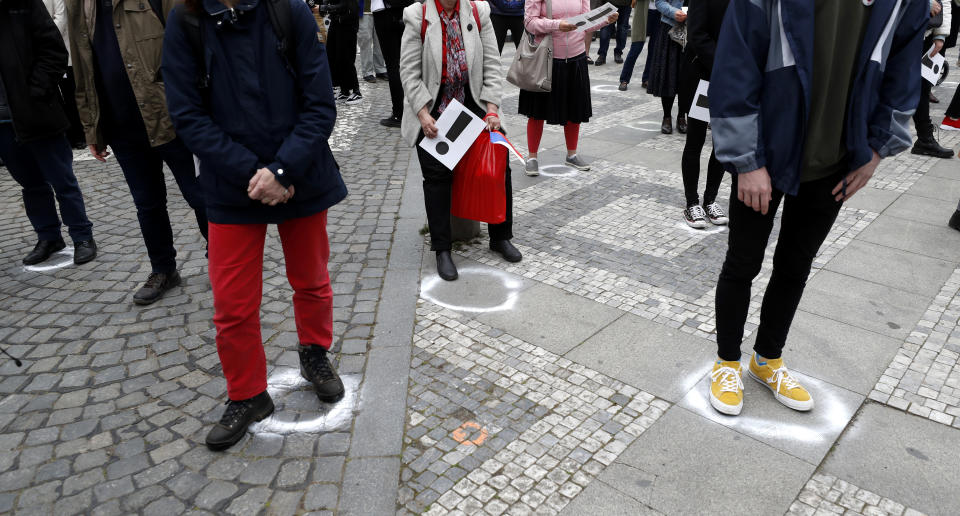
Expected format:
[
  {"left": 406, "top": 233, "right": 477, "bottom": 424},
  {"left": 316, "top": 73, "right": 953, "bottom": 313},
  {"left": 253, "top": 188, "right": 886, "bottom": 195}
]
[{"left": 506, "top": 0, "right": 553, "bottom": 93}]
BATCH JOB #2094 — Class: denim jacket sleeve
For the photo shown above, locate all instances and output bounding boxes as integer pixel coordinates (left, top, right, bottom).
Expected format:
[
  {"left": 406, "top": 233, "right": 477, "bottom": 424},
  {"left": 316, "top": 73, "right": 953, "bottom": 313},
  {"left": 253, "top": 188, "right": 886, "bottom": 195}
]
[{"left": 655, "top": 0, "right": 680, "bottom": 25}]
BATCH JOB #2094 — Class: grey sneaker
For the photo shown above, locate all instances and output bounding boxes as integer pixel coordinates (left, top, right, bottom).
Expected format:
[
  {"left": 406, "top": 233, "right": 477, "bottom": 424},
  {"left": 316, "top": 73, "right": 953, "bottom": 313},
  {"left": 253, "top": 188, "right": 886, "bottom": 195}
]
[
  {"left": 565, "top": 154, "right": 590, "bottom": 171},
  {"left": 525, "top": 158, "right": 540, "bottom": 176}
]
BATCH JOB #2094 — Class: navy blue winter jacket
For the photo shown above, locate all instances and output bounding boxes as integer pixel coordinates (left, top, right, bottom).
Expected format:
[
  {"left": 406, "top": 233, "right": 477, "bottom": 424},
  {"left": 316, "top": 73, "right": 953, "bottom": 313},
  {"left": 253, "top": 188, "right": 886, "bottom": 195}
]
[
  {"left": 488, "top": 0, "right": 524, "bottom": 17},
  {"left": 710, "top": 0, "right": 928, "bottom": 196},
  {"left": 161, "top": 0, "right": 347, "bottom": 224}
]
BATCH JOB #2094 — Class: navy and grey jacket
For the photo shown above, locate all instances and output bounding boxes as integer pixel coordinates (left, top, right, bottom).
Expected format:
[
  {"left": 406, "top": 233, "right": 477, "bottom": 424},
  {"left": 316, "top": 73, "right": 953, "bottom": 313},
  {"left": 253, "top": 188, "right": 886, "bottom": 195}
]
[
  {"left": 710, "top": 0, "right": 929, "bottom": 196},
  {"left": 161, "top": 0, "right": 347, "bottom": 225},
  {"left": 488, "top": 0, "right": 524, "bottom": 17}
]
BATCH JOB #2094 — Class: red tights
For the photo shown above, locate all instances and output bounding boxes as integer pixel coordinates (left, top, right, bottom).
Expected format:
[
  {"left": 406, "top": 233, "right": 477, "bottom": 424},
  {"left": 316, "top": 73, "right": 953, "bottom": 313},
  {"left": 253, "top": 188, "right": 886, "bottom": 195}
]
[{"left": 526, "top": 119, "right": 580, "bottom": 155}]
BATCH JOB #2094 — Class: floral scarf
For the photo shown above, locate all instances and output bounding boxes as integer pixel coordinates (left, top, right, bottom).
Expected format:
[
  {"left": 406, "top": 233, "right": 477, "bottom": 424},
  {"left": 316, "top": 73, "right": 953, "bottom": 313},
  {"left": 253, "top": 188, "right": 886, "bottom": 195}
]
[{"left": 436, "top": 0, "right": 469, "bottom": 114}]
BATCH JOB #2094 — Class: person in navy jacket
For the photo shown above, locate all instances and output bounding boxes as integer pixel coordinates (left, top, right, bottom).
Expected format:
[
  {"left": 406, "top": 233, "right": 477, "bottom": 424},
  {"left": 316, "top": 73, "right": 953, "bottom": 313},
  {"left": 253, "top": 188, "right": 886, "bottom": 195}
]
[
  {"left": 161, "top": 0, "right": 348, "bottom": 451},
  {"left": 705, "top": 0, "right": 928, "bottom": 417}
]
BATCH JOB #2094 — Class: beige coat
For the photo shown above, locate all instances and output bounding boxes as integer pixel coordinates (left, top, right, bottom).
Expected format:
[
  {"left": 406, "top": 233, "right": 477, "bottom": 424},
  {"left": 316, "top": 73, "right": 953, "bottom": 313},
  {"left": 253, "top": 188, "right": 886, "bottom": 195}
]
[
  {"left": 399, "top": 0, "right": 503, "bottom": 146},
  {"left": 66, "top": 0, "right": 176, "bottom": 148}
]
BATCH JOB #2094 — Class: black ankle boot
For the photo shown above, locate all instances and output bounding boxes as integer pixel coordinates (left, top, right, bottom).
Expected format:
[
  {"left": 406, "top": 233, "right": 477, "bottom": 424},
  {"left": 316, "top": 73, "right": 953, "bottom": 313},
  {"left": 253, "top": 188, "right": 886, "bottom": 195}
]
[
  {"left": 912, "top": 137, "right": 954, "bottom": 158},
  {"left": 490, "top": 240, "right": 522, "bottom": 263},
  {"left": 205, "top": 391, "right": 274, "bottom": 451},
  {"left": 436, "top": 251, "right": 458, "bottom": 281},
  {"left": 299, "top": 345, "right": 345, "bottom": 403},
  {"left": 950, "top": 210, "right": 960, "bottom": 232}
]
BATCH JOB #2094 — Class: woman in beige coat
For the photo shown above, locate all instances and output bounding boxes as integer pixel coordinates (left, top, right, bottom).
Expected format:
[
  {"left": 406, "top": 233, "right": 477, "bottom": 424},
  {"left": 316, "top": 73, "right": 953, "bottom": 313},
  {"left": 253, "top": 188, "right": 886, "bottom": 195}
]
[{"left": 399, "top": 0, "right": 522, "bottom": 282}]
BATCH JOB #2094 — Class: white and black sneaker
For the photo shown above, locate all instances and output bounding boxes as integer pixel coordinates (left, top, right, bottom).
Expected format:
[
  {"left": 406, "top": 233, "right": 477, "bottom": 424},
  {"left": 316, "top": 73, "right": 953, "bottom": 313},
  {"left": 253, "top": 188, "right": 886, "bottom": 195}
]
[
  {"left": 335, "top": 91, "right": 350, "bottom": 103},
  {"left": 346, "top": 91, "right": 363, "bottom": 105},
  {"left": 704, "top": 202, "right": 729, "bottom": 225},
  {"left": 683, "top": 205, "right": 708, "bottom": 229}
]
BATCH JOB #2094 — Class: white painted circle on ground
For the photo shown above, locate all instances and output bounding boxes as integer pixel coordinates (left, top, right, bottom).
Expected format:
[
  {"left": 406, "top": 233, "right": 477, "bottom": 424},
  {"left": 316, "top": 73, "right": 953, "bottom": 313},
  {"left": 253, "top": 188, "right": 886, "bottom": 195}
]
[
  {"left": 675, "top": 222, "right": 727, "bottom": 235},
  {"left": 420, "top": 265, "right": 524, "bottom": 313},
  {"left": 539, "top": 165, "right": 579, "bottom": 177},
  {"left": 23, "top": 248, "right": 74, "bottom": 273},
  {"left": 592, "top": 84, "right": 622, "bottom": 93},
  {"left": 625, "top": 120, "right": 662, "bottom": 132},
  {"left": 249, "top": 368, "right": 360, "bottom": 435}
]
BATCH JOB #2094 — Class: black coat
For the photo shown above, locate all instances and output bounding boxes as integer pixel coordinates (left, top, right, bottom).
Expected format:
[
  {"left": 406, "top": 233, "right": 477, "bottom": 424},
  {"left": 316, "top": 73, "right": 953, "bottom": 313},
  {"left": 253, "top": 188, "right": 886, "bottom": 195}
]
[
  {"left": 686, "top": 0, "right": 729, "bottom": 79},
  {"left": 0, "top": 0, "right": 70, "bottom": 142}
]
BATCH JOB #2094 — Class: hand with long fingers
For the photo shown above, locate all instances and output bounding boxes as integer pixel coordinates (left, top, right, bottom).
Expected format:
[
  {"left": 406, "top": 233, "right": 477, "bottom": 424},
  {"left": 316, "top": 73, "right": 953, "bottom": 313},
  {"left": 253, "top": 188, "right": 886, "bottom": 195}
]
[
  {"left": 248, "top": 168, "right": 294, "bottom": 206},
  {"left": 89, "top": 144, "right": 110, "bottom": 162},
  {"left": 737, "top": 167, "right": 773, "bottom": 215},
  {"left": 833, "top": 151, "right": 879, "bottom": 202}
]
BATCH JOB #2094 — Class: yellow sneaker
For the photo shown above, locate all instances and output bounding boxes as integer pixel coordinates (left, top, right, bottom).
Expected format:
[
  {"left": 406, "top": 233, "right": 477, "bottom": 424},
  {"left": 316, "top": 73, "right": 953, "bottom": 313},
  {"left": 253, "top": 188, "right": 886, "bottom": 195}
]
[
  {"left": 709, "top": 360, "right": 744, "bottom": 415},
  {"left": 747, "top": 354, "right": 814, "bottom": 411}
]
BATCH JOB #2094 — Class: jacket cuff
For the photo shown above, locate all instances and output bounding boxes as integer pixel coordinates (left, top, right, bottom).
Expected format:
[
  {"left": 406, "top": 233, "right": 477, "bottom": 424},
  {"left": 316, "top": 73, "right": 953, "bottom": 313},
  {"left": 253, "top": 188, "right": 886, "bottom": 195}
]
[{"left": 266, "top": 161, "right": 293, "bottom": 188}]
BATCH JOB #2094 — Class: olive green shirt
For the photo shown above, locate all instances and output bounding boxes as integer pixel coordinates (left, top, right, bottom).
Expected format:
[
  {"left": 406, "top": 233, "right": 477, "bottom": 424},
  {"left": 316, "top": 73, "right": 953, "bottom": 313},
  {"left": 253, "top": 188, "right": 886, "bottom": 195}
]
[{"left": 800, "top": 0, "right": 871, "bottom": 182}]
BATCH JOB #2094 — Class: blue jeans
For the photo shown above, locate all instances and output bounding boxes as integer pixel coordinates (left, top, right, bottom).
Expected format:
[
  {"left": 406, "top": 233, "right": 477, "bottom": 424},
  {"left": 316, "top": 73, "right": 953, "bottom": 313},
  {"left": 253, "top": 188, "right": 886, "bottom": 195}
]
[
  {"left": 0, "top": 123, "right": 93, "bottom": 242},
  {"left": 641, "top": 8, "right": 661, "bottom": 83},
  {"left": 619, "top": 40, "right": 646, "bottom": 83},
  {"left": 108, "top": 130, "right": 207, "bottom": 274},
  {"left": 598, "top": 6, "right": 632, "bottom": 58}
]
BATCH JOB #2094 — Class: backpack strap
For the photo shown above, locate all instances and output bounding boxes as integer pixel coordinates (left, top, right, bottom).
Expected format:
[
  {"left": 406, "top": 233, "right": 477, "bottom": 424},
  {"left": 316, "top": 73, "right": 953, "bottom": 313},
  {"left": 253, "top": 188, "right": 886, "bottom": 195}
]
[
  {"left": 179, "top": 10, "right": 210, "bottom": 91},
  {"left": 421, "top": 1, "right": 481, "bottom": 41},
  {"left": 265, "top": 0, "right": 298, "bottom": 74}
]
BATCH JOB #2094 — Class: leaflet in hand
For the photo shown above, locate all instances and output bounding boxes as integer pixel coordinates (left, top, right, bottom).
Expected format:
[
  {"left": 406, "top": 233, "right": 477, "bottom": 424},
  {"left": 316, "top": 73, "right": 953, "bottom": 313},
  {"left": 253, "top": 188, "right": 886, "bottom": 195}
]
[
  {"left": 418, "top": 99, "right": 486, "bottom": 171},
  {"left": 921, "top": 44, "right": 945, "bottom": 85},
  {"left": 566, "top": 3, "right": 616, "bottom": 32},
  {"left": 688, "top": 80, "right": 710, "bottom": 122}
]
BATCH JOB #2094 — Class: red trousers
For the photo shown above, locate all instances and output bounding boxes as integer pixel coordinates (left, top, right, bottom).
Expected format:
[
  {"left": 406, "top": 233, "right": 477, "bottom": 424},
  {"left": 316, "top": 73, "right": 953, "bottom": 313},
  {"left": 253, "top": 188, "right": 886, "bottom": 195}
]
[{"left": 208, "top": 211, "right": 333, "bottom": 401}]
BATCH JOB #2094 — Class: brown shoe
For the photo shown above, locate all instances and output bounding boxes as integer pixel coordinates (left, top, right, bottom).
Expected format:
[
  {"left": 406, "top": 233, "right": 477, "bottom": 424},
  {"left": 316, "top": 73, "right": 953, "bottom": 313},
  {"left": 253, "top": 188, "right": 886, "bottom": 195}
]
[{"left": 661, "top": 116, "right": 673, "bottom": 134}]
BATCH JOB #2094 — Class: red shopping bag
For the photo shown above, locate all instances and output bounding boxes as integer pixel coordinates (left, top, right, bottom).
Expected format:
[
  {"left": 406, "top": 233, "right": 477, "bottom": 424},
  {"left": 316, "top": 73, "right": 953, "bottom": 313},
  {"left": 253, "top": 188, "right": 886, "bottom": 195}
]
[{"left": 451, "top": 131, "right": 507, "bottom": 224}]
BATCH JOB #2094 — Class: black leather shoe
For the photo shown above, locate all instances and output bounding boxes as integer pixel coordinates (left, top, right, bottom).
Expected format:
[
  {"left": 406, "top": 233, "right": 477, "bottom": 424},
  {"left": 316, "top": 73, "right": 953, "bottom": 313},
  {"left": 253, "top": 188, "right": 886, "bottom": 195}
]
[
  {"left": 614, "top": 52, "right": 623, "bottom": 64},
  {"left": 73, "top": 239, "right": 97, "bottom": 265},
  {"left": 661, "top": 116, "right": 673, "bottom": 134},
  {"left": 205, "top": 391, "right": 274, "bottom": 451},
  {"left": 436, "top": 251, "right": 458, "bottom": 281},
  {"left": 950, "top": 210, "right": 960, "bottom": 232},
  {"left": 490, "top": 240, "right": 522, "bottom": 263},
  {"left": 23, "top": 239, "right": 66, "bottom": 265},
  {"left": 677, "top": 114, "right": 688, "bottom": 134},
  {"left": 930, "top": 92, "right": 940, "bottom": 104},
  {"left": 586, "top": 56, "right": 594, "bottom": 65},
  {"left": 133, "top": 271, "right": 182, "bottom": 306},
  {"left": 379, "top": 115, "right": 402, "bottom": 128},
  {"left": 376, "top": 72, "right": 388, "bottom": 80},
  {"left": 363, "top": 75, "right": 376, "bottom": 83},
  {"left": 595, "top": 55, "right": 606, "bottom": 66},
  {"left": 299, "top": 345, "right": 345, "bottom": 403},
  {"left": 618, "top": 82, "right": 628, "bottom": 91},
  {"left": 912, "top": 138, "right": 954, "bottom": 158}
]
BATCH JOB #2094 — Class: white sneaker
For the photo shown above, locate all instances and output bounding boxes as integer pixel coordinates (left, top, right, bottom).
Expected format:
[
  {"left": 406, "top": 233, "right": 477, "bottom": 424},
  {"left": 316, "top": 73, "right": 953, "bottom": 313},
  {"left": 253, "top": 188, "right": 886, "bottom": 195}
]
[
  {"left": 525, "top": 158, "right": 540, "bottom": 177},
  {"left": 683, "top": 205, "right": 708, "bottom": 229}
]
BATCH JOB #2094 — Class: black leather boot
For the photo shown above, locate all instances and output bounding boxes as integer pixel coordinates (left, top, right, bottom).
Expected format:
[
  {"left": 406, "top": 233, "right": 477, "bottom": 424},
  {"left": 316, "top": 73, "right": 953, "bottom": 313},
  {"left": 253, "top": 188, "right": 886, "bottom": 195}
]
[
  {"left": 677, "top": 114, "right": 688, "bottom": 134},
  {"left": 205, "top": 391, "right": 274, "bottom": 451},
  {"left": 436, "top": 251, "right": 458, "bottom": 281},
  {"left": 299, "top": 344, "right": 345, "bottom": 403},
  {"left": 133, "top": 271, "right": 182, "bottom": 306},
  {"left": 912, "top": 137, "right": 954, "bottom": 158},
  {"left": 73, "top": 239, "right": 97, "bottom": 265},
  {"left": 23, "top": 239, "right": 65, "bottom": 265},
  {"left": 490, "top": 240, "right": 522, "bottom": 263},
  {"left": 949, "top": 210, "right": 960, "bottom": 232}
]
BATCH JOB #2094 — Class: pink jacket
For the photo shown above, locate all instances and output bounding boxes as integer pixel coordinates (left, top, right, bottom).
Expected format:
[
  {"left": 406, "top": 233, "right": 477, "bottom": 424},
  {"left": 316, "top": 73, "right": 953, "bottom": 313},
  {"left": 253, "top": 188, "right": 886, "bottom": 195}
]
[{"left": 524, "top": 0, "right": 611, "bottom": 60}]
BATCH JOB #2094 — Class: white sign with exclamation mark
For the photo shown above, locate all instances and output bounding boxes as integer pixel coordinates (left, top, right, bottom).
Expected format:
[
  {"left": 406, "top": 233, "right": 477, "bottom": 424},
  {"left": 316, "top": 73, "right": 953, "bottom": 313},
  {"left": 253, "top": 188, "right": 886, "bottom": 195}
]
[{"left": 419, "top": 99, "right": 486, "bottom": 170}]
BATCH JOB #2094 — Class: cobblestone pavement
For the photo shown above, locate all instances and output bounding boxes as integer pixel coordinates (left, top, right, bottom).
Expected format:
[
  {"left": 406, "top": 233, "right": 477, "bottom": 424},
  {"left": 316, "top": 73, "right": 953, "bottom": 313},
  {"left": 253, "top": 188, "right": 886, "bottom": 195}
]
[{"left": 4, "top": 42, "right": 960, "bottom": 515}]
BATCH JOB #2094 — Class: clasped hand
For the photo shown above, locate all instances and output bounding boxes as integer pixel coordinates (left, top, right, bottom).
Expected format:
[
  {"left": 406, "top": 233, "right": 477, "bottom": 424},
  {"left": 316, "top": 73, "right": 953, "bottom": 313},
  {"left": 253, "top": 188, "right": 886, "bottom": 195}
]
[{"left": 248, "top": 168, "right": 295, "bottom": 206}]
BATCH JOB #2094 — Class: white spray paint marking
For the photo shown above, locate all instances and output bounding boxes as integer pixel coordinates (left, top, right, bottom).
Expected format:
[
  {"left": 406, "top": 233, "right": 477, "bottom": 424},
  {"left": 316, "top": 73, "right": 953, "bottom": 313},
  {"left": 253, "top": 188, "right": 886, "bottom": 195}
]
[
  {"left": 23, "top": 248, "right": 74, "bottom": 273},
  {"left": 249, "top": 369, "right": 360, "bottom": 435},
  {"left": 420, "top": 266, "right": 524, "bottom": 313}
]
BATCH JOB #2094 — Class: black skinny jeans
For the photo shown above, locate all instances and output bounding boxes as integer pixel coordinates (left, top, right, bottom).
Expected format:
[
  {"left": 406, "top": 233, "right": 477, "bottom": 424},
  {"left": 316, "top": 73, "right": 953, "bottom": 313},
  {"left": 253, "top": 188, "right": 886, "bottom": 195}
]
[
  {"left": 491, "top": 14, "right": 524, "bottom": 53},
  {"left": 416, "top": 96, "right": 514, "bottom": 251},
  {"left": 715, "top": 171, "right": 844, "bottom": 362},
  {"left": 374, "top": 7, "right": 406, "bottom": 118},
  {"left": 680, "top": 60, "right": 722, "bottom": 207}
]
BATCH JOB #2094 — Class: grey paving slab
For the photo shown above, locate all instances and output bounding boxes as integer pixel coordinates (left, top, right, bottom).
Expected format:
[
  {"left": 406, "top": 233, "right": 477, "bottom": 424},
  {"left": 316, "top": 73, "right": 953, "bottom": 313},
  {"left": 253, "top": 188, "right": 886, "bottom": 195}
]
[
  {"left": 475, "top": 283, "right": 624, "bottom": 356},
  {"left": 822, "top": 403, "right": 960, "bottom": 515},
  {"left": 746, "top": 310, "right": 902, "bottom": 396},
  {"left": 921, "top": 152, "right": 960, "bottom": 179},
  {"left": 349, "top": 348, "right": 409, "bottom": 458},
  {"left": 823, "top": 240, "right": 955, "bottom": 297},
  {"left": 904, "top": 173, "right": 960, "bottom": 202},
  {"left": 574, "top": 137, "right": 636, "bottom": 162},
  {"left": 679, "top": 363, "right": 864, "bottom": 464},
  {"left": 559, "top": 479, "right": 663, "bottom": 516},
  {"left": 884, "top": 194, "right": 960, "bottom": 227},
  {"left": 857, "top": 214, "right": 960, "bottom": 261},
  {"left": 565, "top": 312, "right": 716, "bottom": 402},
  {"left": 602, "top": 406, "right": 815, "bottom": 515},
  {"left": 339, "top": 457, "right": 401, "bottom": 515},
  {"left": 842, "top": 187, "right": 902, "bottom": 214},
  {"left": 800, "top": 270, "right": 930, "bottom": 340}
]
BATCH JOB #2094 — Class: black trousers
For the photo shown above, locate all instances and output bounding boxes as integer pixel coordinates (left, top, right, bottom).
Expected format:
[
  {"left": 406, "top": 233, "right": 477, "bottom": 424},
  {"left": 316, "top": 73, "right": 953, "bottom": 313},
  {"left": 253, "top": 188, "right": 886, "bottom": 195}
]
[
  {"left": 715, "top": 171, "right": 843, "bottom": 362},
  {"left": 59, "top": 67, "right": 85, "bottom": 147},
  {"left": 327, "top": 17, "right": 360, "bottom": 93},
  {"left": 681, "top": 118, "right": 723, "bottom": 207},
  {"left": 914, "top": 74, "right": 934, "bottom": 140},
  {"left": 374, "top": 7, "right": 406, "bottom": 118},
  {"left": 107, "top": 126, "right": 208, "bottom": 274},
  {"left": 491, "top": 13, "right": 524, "bottom": 53},
  {"left": 415, "top": 97, "right": 513, "bottom": 251}
]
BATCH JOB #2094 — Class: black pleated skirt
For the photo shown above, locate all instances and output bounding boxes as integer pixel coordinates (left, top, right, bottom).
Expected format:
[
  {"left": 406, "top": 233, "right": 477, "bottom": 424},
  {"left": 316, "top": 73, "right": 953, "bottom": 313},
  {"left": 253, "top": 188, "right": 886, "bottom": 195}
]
[
  {"left": 646, "top": 21, "right": 683, "bottom": 99},
  {"left": 517, "top": 54, "right": 593, "bottom": 125}
]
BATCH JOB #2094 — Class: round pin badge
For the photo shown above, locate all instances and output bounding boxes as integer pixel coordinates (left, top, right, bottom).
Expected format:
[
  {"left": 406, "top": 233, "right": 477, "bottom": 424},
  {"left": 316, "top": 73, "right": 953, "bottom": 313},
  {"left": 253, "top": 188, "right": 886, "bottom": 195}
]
[{"left": 863, "top": 0, "right": 874, "bottom": 5}]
